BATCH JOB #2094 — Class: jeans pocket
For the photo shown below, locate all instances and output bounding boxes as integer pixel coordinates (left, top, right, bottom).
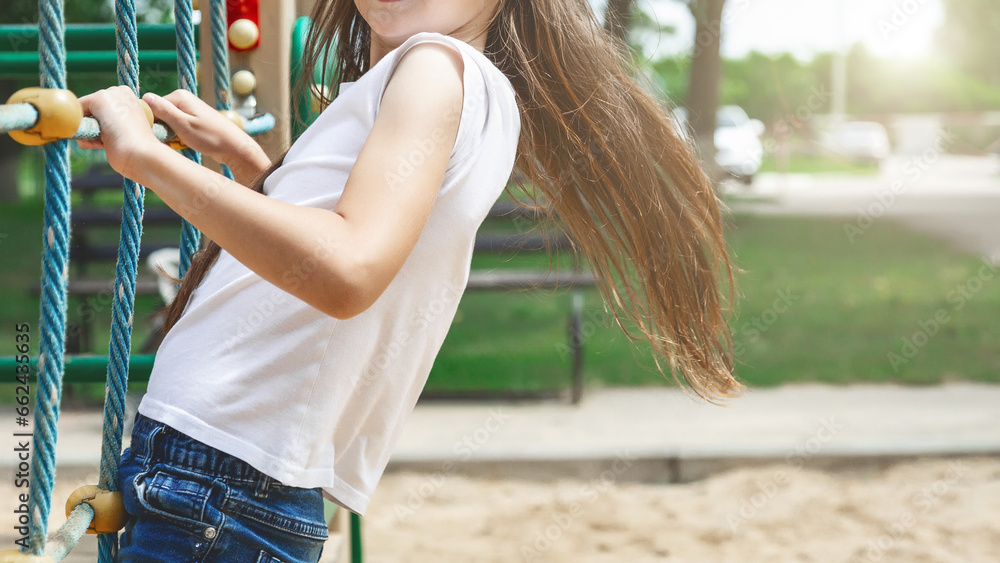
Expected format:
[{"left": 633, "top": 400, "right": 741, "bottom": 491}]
[{"left": 134, "top": 464, "right": 223, "bottom": 533}]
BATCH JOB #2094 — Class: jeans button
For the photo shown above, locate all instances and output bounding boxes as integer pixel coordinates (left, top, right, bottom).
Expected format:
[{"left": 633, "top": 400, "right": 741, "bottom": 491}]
[{"left": 204, "top": 526, "right": 217, "bottom": 539}]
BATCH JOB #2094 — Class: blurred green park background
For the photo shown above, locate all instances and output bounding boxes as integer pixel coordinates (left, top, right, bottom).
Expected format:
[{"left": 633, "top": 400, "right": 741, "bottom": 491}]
[{"left": 4, "top": 191, "right": 1000, "bottom": 401}]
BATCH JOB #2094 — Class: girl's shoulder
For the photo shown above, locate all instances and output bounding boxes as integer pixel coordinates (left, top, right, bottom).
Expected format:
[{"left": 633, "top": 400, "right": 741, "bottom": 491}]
[
  {"left": 376, "top": 32, "right": 514, "bottom": 104},
  {"left": 372, "top": 32, "right": 519, "bottom": 177}
]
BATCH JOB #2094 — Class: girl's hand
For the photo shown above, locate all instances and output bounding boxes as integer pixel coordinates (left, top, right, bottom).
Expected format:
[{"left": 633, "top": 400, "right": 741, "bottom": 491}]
[
  {"left": 141, "top": 89, "right": 266, "bottom": 170},
  {"left": 76, "top": 86, "right": 160, "bottom": 178}
]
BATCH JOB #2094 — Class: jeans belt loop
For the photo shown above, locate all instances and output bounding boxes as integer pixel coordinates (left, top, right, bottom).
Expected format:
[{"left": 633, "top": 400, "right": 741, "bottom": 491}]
[{"left": 254, "top": 473, "right": 271, "bottom": 498}]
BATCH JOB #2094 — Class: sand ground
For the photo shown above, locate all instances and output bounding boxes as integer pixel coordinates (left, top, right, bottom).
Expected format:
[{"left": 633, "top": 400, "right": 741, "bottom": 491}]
[
  {"left": 1, "top": 457, "right": 997, "bottom": 562},
  {"left": 362, "top": 457, "right": 1000, "bottom": 563}
]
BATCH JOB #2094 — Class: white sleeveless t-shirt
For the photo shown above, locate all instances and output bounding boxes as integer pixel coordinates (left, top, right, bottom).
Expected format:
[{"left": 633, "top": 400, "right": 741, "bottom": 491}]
[{"left": 138, "top": 32, "right": 521, "bottom": 515}]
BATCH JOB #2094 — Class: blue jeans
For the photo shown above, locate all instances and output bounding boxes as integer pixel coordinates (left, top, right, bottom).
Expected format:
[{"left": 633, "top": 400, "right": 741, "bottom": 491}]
[{"left": 117, "top": 412, "right": 328, "bottom": 562}]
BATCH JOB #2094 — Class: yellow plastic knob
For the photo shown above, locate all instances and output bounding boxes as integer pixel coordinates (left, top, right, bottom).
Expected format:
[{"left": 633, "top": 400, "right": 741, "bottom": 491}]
[
  {"left": 220, "top": 109, "right": 245, "bottom": 131},
  {"left": 0, "top": 550, "right": 53, "bottom": 563},
  {"left": 191, "top": 0, "right": 199, "bottom": 10},
  {"left": 65, "top": 485, "right": 129, "bottom": 535},
  {"left": 228, "top": 19, "right": 260, "bottom": 50},
  {"left": 6, "top": 87, "right": 83, "bottom": 146},
  {"left": 231, "top": 69, "right": 257, "bottom": 96},
  {"left": 167, "top": 136, "right": 189, "bottom": 151},
  {"left": 139, "top": 99, "right": 154, "bottom": 127}
]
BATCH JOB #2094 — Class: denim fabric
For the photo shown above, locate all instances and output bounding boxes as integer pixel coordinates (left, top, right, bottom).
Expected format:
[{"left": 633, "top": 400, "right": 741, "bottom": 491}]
[{"left": 117, "top": 412, "right": 328, "bottom": 563}]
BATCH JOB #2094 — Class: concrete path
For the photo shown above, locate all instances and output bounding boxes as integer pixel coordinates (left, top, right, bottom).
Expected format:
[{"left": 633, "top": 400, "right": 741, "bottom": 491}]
[
  {"left": 391, "top": 383, "right": 1000, "bottom": 481},
  {"left": 726, "top": 154, "right": 1000, "bottom": 260},
  {"left": 5, "top": 383, "right": 998, "bottom": 482}
]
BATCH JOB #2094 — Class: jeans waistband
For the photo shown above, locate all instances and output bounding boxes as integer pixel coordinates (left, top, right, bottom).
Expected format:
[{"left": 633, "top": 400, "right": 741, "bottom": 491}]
[{"left": 129, "top": 412, "right": 275, "bottom": 487}]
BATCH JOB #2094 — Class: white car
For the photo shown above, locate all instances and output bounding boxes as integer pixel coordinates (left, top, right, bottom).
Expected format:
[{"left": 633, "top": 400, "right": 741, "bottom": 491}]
[
  {"left": 672, "top": 105, "right": 765, "bottom": 184},
  {"left": 822, "top": 121, "right": 891, "bottom": 164}
]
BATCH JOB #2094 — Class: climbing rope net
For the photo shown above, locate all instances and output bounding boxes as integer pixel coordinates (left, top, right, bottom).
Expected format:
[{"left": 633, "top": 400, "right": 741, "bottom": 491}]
[{"left": 0, "top": 0, "right": 273, "bottom": 560}]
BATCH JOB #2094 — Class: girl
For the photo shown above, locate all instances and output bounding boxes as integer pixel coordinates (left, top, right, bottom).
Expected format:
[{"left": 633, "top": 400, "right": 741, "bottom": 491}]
[{"left": 79, "top": 0, "right": 743, "bottom": 561}]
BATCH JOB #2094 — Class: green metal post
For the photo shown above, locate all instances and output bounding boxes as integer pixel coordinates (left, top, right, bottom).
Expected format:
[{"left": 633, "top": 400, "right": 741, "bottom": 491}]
[
  {"left": 0, "top": 354, "right": 155, "bottom": 383},
  {"left": 351, "top": 513, "right": 363, "bottom": 563}
]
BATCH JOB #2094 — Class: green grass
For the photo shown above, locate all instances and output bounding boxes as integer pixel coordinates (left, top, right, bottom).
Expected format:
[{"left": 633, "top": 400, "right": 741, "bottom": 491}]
[
  {"left": 759, "top": 152, "right": 882, "bottom": 175},
  {"left": 725, "top": 215, "right": 1000, "bottom": 386},
  {"left": 426, "top": 214, "right": 1000, "bottom": 391},
  {"left": 3, "top": 200, "right": 999, "bottom": 402}
]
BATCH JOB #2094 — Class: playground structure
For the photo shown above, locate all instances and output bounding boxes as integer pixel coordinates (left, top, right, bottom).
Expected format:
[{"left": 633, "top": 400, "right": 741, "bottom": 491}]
[{"left": 0, "top": 0, "right": 359, "bottom": 561}]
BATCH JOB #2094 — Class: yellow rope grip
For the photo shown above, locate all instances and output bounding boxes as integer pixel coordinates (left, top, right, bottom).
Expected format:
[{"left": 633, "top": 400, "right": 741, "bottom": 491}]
[
  {"left": 65, "top": 485, "right": 128, "bottom": 535},
  {"left": 0, "top": 551, "right": 53, "bottom": 563},
  {"left": 6, "top": 87, "right": 83, "bottom": 146}
]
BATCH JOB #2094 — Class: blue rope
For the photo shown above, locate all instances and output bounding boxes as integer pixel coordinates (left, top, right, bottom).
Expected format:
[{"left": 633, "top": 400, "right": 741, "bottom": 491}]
[
  {"left": 0, "top": 103, "right": 39, "bottom": 133},
  {"left": 209, "top": 0, "right": 231, "bottom": 112},
  {"left": 74, "top": 116, "right": 180, "bottom": 143},
  {"left": 44, "top": 504, "right": 95, "bottom": 561},
  {"left": 96, "top": 0, "right": 143, "bottom": 560},
  {"left": 209, "top": 0, "right": 235, "bottom": 181},
  {"left": 244, "top": 112, "right": 276, "bottom": 136},
  {"left": 1, "top": 102, "right": 276, "bottom": 144},
  {"left": 26, "top": 0, "right": 71, "bottom": 555},
  {"left": 175, "top": 0, "right": 202, "bottom": 278}
]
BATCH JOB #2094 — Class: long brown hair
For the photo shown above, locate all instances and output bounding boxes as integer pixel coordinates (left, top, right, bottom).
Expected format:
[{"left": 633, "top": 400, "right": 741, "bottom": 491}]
[{"left": 157, "top": 0, "right": 744, "bottom": 402}]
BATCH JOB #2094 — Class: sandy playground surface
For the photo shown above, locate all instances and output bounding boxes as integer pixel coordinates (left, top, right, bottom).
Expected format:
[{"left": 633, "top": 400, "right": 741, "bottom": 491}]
[
  {"left": 362, "top": 457, "right": 1000, "bottom": 563},
  {"left": 2, "top": 457, "right": 998, "bottom": 562}
]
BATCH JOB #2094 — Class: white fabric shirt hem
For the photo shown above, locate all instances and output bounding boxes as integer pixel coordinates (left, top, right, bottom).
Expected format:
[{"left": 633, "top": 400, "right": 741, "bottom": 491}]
[{"left": 137, "top": 398, "right": 371, "bottom": 515}]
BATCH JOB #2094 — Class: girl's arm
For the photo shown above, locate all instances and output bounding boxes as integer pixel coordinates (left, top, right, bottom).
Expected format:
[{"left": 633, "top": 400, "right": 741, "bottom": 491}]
[{"left": 78, "top": 42, "right": 465, "bottom": 319}]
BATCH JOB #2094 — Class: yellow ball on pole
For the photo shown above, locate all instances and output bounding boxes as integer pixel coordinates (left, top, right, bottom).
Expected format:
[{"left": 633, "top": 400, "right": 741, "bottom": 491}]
[
  {"left": 232, "top": 69, "right": 257, "bottom": 97},
  {"left": 228, "top": 19, "right": 260, "bottom": 50}
]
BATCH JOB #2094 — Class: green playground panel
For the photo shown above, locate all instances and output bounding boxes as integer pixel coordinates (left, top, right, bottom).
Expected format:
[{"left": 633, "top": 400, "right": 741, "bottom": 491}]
[
  {"left": 290, "top": 15, "right": 313, "bottom": 140},
  {"left": 0, "top": 23, "right": 199, "bottom": 52},
  {"left": 0, "top": 51, "right": 183, "bottom": 76},
  {"left": 290, "top": 15, "right": 339, "bottom": 140},
  {"left": 0, "top": 23, "right": 199, "bottom": 76}
]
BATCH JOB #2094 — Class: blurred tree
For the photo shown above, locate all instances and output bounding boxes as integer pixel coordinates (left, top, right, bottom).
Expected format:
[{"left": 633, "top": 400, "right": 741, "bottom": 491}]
[
  {"left": 604, "top": 0, "right": 634, "bottom": 45},
  {"left": 721, "top": 51, "right": 830, "bottom": 125},
  {"left": 657, "top": 44, "right": 1000, "bottom": 129},
  {"left": 603, "top": 0, "right": 727, "bottom": 177},
  {"left": 603, "top": 0, "right": 677, "bottom": 60},
  {"left": 2, "top": 0, "right": 110, "bottom": 24},
  {"left": 682, "top": 0, "right": 726, "bottom": 177},
  {"left": 2, "top": 0, "right": 174, "bottom": 24},
  {"left": 937, "top": 0, "right": 1000, "bottom": 85}
]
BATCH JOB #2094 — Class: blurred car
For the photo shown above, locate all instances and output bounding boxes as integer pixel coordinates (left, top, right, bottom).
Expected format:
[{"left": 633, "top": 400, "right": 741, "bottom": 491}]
[
  {"left": 671, "top": 105, "right": 765, "bottom": 184},
  {"left": 822, "top": 121, "right": 891, "bottom": 164}
]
